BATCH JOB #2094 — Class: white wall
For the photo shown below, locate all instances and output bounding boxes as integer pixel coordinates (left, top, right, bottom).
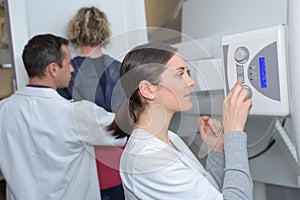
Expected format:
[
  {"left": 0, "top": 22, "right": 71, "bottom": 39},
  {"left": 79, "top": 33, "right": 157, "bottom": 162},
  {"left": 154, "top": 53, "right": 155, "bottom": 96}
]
[
  {"left": 182, "top": 0, "right": 287, "bottom": 40},
  {"left": 6, "top": 0, "right": 148, "bottom": 88},
  {"left": 181, "top": 0, "right": 287, "bottom": 59}
]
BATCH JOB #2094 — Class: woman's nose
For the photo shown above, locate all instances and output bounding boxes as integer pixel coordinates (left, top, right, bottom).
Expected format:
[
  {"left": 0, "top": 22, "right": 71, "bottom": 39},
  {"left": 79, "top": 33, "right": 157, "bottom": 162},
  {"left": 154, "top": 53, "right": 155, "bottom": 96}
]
[{"left": 185, "top": 74, "right": 195, "bottom": 87}]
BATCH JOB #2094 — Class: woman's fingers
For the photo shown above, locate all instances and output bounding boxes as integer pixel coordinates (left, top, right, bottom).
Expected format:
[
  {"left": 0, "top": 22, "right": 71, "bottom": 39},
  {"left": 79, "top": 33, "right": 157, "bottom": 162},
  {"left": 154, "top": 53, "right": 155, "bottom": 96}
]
[
  {"left": 223, "top": 81, "right": 252, "bottom": 133},
  {"left": 208, "top": 118, "right": 223, "bottom": 136},
  {"left": 226, "top": 80, "right": 242, "bottom": 100},
  {"left": 230, "top": 82, "right": 243, "bottom": 102}
]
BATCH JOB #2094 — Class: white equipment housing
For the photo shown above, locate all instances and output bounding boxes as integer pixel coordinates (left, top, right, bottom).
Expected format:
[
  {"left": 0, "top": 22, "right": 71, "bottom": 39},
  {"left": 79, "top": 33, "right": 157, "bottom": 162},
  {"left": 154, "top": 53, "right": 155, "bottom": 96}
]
[{"left": 222, "top": 25, "right": 289, "bottom": 116}]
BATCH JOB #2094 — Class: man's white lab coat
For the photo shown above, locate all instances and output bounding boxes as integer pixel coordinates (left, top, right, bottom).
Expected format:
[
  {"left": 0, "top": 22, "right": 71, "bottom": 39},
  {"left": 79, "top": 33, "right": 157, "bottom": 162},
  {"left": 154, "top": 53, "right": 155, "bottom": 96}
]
[{"left": 0, "top": 86, "right": 126, "bottom": 200}]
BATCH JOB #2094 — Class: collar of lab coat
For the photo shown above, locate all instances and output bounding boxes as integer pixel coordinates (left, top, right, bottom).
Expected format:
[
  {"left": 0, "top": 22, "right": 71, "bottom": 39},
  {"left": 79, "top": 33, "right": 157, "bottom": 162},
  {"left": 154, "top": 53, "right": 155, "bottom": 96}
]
[
  {"left": 129, "top": 128, "right": 208, "bottom": 176},
  {"left": 16, "top": 86, "right": 66, "bottom": 99}
]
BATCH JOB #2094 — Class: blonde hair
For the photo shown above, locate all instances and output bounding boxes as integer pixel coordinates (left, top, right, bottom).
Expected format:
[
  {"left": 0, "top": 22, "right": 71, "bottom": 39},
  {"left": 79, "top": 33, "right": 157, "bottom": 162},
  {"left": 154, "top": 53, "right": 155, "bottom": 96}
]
[{"left": 67, "top": 7, "right": 111, "bottom": 48}]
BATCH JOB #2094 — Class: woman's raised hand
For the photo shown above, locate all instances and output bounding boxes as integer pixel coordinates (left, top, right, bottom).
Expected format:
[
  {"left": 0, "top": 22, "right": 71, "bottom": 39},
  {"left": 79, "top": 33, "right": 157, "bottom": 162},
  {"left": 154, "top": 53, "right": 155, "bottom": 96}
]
[{"left": 222, "top": 80, "right": 252, "bottom": 133}]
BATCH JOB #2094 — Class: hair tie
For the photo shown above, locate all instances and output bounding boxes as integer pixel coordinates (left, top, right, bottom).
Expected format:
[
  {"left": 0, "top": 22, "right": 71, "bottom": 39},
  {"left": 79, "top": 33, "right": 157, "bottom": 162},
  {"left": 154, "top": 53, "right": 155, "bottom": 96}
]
[{"left": 128, "top": 98, "right": 133, "bottom": 104}]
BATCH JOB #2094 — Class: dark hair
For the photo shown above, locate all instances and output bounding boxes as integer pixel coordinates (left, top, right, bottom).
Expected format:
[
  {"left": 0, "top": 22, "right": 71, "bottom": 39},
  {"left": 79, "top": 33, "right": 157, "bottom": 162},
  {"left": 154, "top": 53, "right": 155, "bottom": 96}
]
[
  {"left": 107, "top": 43, "right": 177, "bottom": 138},
  {"left": 22, "top": 34, "right": 69, "bottom": 78}
]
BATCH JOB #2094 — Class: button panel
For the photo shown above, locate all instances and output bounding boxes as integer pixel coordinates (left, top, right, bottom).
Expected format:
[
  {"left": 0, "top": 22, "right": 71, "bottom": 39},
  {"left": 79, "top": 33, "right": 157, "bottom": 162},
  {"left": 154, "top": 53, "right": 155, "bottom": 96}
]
[{"left": 236, "top": 64, "right": 245, "bottom": 83}]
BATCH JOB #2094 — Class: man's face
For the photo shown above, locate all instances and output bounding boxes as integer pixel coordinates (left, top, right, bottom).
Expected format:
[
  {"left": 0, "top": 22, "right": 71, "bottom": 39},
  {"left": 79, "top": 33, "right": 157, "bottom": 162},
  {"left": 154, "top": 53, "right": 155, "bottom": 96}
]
[{"left": 56, "top": 45, "right": 74, "bottom": 88}]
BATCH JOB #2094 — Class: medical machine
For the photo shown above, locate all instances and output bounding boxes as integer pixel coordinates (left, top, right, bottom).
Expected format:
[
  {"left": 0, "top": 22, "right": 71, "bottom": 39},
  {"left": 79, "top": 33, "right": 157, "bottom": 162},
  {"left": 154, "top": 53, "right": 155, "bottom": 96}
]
[{"left": 222, "top": 25, "right": 290, "bottom": 116}]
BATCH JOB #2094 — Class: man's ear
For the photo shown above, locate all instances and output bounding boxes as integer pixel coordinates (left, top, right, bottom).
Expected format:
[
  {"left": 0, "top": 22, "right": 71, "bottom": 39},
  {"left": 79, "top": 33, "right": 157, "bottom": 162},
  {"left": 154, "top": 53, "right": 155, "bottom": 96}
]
[
  {"left": 47, "top": 62, "right": 58, "bottom": 77},
  {"left": 139, "top": 80, "right": 157, "bottom": 100}
]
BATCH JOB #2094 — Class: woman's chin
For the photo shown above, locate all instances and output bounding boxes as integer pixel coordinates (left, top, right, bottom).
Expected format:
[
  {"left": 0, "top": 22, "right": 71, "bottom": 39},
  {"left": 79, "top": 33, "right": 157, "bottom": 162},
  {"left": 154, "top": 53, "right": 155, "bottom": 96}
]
[{"left": 181, "top": 103, "right": 193, "bottom": 112}]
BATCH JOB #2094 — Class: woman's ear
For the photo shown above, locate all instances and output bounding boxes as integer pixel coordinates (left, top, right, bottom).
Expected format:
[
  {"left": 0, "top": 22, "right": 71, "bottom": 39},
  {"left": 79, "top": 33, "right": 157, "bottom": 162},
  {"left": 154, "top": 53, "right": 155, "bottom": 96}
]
[{"left": 139, "top": 80, "right": 157, "bottom": 101}]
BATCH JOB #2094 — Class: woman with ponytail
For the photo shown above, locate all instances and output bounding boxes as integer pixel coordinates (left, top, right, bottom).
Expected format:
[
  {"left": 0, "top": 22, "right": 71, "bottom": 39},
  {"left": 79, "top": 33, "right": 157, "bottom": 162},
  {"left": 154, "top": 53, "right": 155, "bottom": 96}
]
[{"left": 108, "top": 43, "right": 253, "bottom": 199}]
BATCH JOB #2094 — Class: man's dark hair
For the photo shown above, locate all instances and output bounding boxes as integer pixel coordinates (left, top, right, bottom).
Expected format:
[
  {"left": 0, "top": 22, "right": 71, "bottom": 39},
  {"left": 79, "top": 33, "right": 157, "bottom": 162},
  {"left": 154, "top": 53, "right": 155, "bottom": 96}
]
[{"left": 22, "top": 34, "right": 69, "bottom": 78}]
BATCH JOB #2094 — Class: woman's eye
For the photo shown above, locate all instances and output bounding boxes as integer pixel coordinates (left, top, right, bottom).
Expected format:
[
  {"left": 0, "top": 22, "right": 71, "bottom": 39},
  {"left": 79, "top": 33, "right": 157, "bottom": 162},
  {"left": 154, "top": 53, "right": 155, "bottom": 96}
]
[{"left": 178, "top": 72, "right": 184, "bottom": 78}]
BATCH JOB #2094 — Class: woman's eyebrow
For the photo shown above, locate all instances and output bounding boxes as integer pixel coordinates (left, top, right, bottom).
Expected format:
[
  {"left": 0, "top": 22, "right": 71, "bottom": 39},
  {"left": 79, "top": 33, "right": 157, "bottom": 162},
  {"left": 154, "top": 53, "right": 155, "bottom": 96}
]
[{"left": 176, "top": 66, "right": 186, "bottom": 71}]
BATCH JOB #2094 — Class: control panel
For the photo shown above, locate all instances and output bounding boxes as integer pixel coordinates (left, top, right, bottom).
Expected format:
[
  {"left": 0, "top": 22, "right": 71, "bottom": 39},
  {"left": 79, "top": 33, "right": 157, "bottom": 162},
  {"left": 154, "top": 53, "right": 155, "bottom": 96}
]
[{"left": 222, "top": 25, "right": 290, "bottom": 116}]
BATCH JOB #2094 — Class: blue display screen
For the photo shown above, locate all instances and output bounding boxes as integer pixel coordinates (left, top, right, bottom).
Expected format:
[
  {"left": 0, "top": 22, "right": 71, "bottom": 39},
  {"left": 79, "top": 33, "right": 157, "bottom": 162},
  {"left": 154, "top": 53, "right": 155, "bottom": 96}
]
[{"left": 259, "top": 57, "right": 267, "bottom": 88}]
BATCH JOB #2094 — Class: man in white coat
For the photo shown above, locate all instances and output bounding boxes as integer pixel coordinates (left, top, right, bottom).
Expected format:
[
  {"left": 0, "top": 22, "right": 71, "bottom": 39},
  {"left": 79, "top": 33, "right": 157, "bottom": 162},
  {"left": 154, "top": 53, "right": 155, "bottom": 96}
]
[{"left": 0, "top": 34, "right": 126, "bottom": 200}]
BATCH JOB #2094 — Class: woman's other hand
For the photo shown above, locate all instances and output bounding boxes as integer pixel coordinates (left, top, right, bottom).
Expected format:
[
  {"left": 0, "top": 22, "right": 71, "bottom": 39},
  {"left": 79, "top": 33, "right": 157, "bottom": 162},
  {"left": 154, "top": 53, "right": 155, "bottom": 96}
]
[{"left": 199, "top": 116, "right": 224, "bottom": 152}]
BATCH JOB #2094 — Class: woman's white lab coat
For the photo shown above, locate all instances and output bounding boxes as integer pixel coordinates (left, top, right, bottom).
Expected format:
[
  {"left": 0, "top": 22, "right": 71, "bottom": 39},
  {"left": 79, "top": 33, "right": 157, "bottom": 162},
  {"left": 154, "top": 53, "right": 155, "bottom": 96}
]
[
  {"left": 120, "top": 128, "right": 253, "bottom": 200},
  {"left": 120, "top": 128, "right": 223, "bottom": 199}
]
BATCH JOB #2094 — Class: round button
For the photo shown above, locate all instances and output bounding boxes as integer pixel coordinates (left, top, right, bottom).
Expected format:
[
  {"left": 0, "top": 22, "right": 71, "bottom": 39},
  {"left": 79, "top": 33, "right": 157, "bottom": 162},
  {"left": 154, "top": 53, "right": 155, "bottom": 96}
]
[
  {"left": 236, "top": 65, "right": 243, "bottom": 73},
  {"left": 238, "top": 76, "right": 244, "bottom": 82},
  {"left": 241, "top": 84, "right": 252, "bottom": 99},
  {"left": 234, "top": 47, "right": 249, "bottom": 64}
]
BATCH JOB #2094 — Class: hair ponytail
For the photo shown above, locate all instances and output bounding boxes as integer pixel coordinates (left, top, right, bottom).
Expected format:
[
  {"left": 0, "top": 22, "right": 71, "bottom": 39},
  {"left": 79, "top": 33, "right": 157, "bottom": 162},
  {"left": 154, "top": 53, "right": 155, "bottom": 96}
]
[
  {"left": 106, "top": 43, "right": 176, "bottom": 139},
  {"left": 107, "top": 99, "right": 133, "bottom": 138},
  {"left": 107, "top": 90, "right": 145, "bottom": 138}
]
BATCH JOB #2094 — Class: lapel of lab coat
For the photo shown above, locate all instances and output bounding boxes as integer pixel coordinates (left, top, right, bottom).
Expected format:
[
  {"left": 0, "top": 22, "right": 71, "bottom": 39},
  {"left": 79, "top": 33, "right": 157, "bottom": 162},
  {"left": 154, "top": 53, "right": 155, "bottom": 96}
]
[
  {"left": 169, "top": 131, "right": 220, "bottom": 189},
  {"left": 168, "top": 131, "right": 208, "bottom": 176}
]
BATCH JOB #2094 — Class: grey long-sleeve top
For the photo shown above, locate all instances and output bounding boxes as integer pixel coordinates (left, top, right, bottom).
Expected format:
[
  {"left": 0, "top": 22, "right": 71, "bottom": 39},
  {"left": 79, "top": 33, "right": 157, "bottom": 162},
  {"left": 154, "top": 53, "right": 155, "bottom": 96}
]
[{"left": 206, "top": 131, "right": 253, "bottom": 200}]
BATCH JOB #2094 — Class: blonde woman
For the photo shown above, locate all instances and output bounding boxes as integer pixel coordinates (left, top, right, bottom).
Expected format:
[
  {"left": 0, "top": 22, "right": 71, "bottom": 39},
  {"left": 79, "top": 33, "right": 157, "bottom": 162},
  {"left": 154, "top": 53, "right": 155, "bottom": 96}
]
[{"left": 58, "top": 7, "right": 125, "bottom": 199}]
